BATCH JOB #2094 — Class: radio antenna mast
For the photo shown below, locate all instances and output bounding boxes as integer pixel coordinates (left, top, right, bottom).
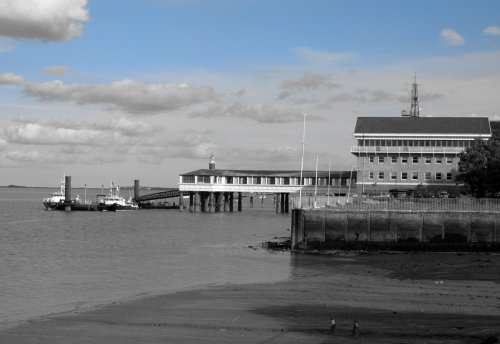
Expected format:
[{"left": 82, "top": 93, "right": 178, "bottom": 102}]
[{"left": 401, "top": 74, "right": 420, "bottom": 117}]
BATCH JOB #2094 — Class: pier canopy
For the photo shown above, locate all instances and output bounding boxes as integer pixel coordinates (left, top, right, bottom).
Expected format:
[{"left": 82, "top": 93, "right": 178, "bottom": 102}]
[{"left": 179, "top": 169, "right": 356, "bottom": 194}]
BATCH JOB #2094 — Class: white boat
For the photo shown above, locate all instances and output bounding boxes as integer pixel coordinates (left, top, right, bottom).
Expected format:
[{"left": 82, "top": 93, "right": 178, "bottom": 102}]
[
  {"left": 96, "top": 182, "right": 138, "bottom": 211},
  {"left": 42, "top": 176, "right": 66, "bottom": 210}
]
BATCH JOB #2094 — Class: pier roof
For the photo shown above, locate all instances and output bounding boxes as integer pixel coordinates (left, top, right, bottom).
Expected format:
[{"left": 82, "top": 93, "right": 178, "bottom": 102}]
[
  {"left": 180, "top": 169, "right": 355, "bottom": 178},
  {"left": 354, "top": 117, "right": 491, "bottom": 135}
]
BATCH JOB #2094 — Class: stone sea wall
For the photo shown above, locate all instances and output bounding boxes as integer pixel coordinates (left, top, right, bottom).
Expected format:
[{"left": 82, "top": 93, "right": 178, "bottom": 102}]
[{"left": 291, "top": 209, "right": 500, "bottom": 251}]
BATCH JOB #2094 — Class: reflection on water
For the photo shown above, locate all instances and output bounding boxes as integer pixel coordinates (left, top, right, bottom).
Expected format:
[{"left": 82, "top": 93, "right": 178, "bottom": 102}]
[{"left": 0, "top": 187, "right": 292, "bottom": 329}]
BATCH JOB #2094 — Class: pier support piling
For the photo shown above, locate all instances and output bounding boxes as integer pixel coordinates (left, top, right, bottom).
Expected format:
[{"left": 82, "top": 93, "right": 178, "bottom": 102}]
[
  {"left": 64, "top": 175, "right": 72, "bottom": 212},
  {"left": 238, "top": 192, "right": 242, "bottom": 212}
]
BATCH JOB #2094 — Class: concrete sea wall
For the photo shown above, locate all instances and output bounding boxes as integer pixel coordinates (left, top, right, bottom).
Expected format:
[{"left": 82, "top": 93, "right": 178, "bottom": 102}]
[{"left": 291, "top": 209, "right": 500, "bottom": 251}]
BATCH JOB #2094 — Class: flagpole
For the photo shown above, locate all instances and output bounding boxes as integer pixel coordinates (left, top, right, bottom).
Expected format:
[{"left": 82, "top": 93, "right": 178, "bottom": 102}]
[
  {"left": 299, "top": 113, "right": 307, "bottom": 208},
  {"left": 314, "top": 153, "right": 318, "bottom": 208}
]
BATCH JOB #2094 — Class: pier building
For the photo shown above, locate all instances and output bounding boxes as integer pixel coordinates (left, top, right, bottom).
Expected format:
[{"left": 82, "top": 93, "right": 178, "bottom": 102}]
[{"left": 178, "top": 156, "right": 356, "bottom": 213}]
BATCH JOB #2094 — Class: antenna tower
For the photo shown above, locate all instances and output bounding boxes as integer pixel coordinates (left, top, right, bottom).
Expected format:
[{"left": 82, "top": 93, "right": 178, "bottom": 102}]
[{"left": 401, "top": 74, "right": 420, "bottom": 117}]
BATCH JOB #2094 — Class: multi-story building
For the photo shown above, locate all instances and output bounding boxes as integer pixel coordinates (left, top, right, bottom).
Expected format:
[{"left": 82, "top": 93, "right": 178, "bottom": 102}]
[{"left": 351, "top": 116, "right": 491, "bottom": 195}]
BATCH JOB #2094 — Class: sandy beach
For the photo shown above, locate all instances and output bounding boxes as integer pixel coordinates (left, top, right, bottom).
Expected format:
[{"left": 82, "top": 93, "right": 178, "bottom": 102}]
[{"left": 2, "top": 251, "right": 499, "bottom": 344}]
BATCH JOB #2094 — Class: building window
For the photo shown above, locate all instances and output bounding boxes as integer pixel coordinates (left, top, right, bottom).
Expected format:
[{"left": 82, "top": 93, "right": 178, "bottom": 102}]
[
  {"left": 369, "top": 172, "right": 374, "bottom": 180},
  {"left": 412, "top": 172, "right": 418, "bottom": 180},
  {"left": 182, "top": 175, "right": 195, "bottom": 183},
  {"left": 369, "top": 156, "right": 374, "bottom": 163},
  {"left": 401, "top": 157, "right": 408, "bottom": 164},
  {"left": 447, "top": 173, "right": 452, "bottom": 180},
  {"left": 254, "top": 177, "right": 261, "bottom": 185},
  {"left": 378, "top": 156, "right": 384, "bottom": 163},
  {"left": 197, "top": 175, "right": 210, "bottom": 183},
  {"left": 390, "top": 172, "right": 397, "bottom": 180},
  {"left": 378, "top": 172, "right": 384, "bottom": 180},
  {"left": 401, "top": 172, "right": 408, "bottom": 180},
  {"left": 412, "top": 156, "right": 418, "bottom": 164},
  {"left": 425, "top": 157, "right": 431, "bottom": 164},
  {"left": 391, "top": 156, "right": 397, "bottom": 163},
  {"left": 268, "top": 177, "right": 276, "bottom": 185},
  {"left": 435, "top": 157, "right": 442, "bottom": 164},
  {"left": 446, "top": 157, "right": 453, "bottom": 164},
  {"left": 424, "top": 172, "right": 431, "bottom": 180},
  {"left": 436, "top": 173, "right": 442, "bottom": 180},
  {"left": 226, "top": 176, "right": 233, "bottom": 184}
]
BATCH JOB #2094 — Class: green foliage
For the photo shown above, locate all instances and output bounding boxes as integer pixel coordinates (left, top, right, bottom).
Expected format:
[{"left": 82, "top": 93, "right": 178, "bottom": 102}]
[{"left": 456, "top": 128, "right": 500, "bottom": 197}]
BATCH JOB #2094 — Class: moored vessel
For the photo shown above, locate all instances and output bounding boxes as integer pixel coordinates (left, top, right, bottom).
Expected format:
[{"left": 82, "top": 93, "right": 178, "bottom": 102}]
[{"left": 96, "top": 182, "right": 138, "bottom": 211}]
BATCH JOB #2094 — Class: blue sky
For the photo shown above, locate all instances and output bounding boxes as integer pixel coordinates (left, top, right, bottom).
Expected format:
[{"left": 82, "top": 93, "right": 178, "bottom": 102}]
[{"left": 0, "top": 0, "right": 499, "bottom": 187}]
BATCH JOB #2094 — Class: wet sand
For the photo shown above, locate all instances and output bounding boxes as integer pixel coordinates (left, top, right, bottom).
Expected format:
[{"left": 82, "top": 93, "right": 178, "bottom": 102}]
[{"left": 2, "top": 252, "right": 500, "bottom": 343}]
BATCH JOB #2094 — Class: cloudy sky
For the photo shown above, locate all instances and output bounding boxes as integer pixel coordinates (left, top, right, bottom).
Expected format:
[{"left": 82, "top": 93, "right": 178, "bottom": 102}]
[{"left": 1, "top": 0, "right": 499, "bottom": 187}]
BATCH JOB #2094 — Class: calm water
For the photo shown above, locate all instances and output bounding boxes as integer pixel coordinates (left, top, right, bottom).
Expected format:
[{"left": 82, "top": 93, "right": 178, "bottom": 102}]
[{"left": 0, "top": 187, "right": 292, "bottom": 330}]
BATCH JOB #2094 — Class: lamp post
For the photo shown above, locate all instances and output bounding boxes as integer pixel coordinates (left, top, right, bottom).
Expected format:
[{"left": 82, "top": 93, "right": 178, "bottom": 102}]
[
  {"left": 327, "top": 159, "right": 331, "bottom": 207},
  {"left": 347, "top": 165, "right": 357, "bottom": 202}
]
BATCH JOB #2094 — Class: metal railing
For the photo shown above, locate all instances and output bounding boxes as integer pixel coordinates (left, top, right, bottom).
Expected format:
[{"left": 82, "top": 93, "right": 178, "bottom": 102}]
[{"left": 294, "top": 196, "right": 500, "bottom": 212}]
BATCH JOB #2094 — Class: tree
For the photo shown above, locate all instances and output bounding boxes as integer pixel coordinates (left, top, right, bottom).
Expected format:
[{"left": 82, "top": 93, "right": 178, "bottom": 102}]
[{"left": 456, "top": 126, "right": 500, "bottom": 197}]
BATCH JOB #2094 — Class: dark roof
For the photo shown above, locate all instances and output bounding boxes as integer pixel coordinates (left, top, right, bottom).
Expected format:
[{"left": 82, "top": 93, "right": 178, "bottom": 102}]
[
  {"left": 181, "top": 169, "right": 355, "bottom": 178},
  {"left": 354, "top": 117, "right": 491, "bottom": 135}
]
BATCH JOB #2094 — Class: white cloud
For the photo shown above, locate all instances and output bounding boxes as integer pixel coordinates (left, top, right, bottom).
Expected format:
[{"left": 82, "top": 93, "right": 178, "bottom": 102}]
[
  {"left": 44, "top": 66, "right": 70, "bottom": 75},
  {"left": 483, "top": 26, "right": 500, "bottom": 36},
  {"left": 281, "top": 72, "right": 339, "bottom": 92},
  {"left": 6, "top": 123, "right": 106, "bottom": 145},
  {"left": 440, "top": 28, "right": 465, "bottom": 46},
  {"left": 188, "top": 102, "right": 321, "bottom": 123},
  {"left": 0, "top": 72, "right": 23, "bottom": 85},
  {"left": 0, "top": 0, "right": 90, "bottom": 41},
  {"left": 0, "top": 139, "right": 7, "bottom": 151},
  {"left": 25, "top": 79, "right": 217, "bottom": 115}
]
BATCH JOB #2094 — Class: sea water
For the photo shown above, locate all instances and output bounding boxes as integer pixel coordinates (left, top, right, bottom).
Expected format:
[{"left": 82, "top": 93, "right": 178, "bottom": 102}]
[{"left": 0, "top": 187, "right": 292, "bottom": 330}]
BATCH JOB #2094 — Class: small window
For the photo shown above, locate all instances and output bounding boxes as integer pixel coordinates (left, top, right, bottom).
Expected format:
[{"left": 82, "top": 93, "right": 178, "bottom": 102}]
[
  {"left": 378, "top": 156, "right": 384, "bottom": 163},
  {"left": 425, "top": 157, "right": 431, "bottom": 164},
  {"left": 378, "top": 172, "right": 384, "bottom": 180},
  {"left": 239, "top": 177, "right": 247, "bottom": 184},
  {"left": 446, "top": 173, "right": 452, "bottom": 180},
  {"left": 435, "top": 157, "right": 442, "bottom": 164},
  {"left": 182, "top": 175, "right": 195, "bottom": 183},
  {"left": 424, "top": 172, "right": 431, "bottom": 180},
  {"left": 391, "top": 156, "right": 397, "bottom": 163},
  {"left": 412, "top": 172, "right": 418, "bottom": 180},
  {"left": 401, "top": 172, "right": 408, "bottom": 180},
  {"left": 446, "top": 157, "right": 453, "bottom": 164},
  {"left": 390, "top": 172, "right": 397, "bottom": 180},
  {"left": 412, "top": 156, "right": 418, "bottom": 164},
  {"left": 369, "top": 156, "right": 374, "bottom": 163},
  {"left": 436, "top": 173, "right": 442, "bottom": 180},
  {"left": 369, "top": 172, "right": 374, "bottom": 180},
  {"left": 197, "top": 175, "right": 210, "bottom": 183},
  {"left": 254, "top": 177, "right": 261, "bottom": 185},
  {"left": 401, "top": 157, "right": 408, "bottom": 164}
]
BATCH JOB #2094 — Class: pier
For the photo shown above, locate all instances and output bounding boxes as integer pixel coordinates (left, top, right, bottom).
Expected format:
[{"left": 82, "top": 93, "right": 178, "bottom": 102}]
[{"left": 177, "top": 157, "right": 356, "bottom": 214}]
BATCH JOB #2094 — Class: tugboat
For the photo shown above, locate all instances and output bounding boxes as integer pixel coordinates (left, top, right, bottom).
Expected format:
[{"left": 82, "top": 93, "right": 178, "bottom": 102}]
[
  {"left": 42, "top": 176, "right": 66, "bottom": 210},
  {"left": 96, "top": 182, "right": 138, "bottom": 211}
]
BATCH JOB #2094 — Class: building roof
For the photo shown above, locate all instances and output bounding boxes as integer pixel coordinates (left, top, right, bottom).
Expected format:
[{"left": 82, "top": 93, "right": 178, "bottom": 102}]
[
  {"left": 354, "top": 117, "right": 491, "bottom": 135},
  {"left": 180, "top": 169, "right": 355, "bottom": 178}
]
